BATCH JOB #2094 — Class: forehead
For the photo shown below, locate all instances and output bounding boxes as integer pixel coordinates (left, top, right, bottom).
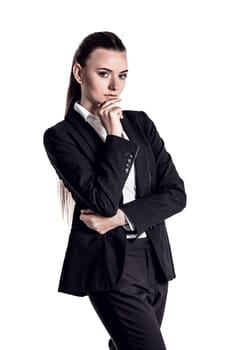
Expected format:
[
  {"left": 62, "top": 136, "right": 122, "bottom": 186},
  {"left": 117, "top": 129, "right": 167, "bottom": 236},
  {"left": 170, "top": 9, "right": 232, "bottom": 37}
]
[{"left": 86, "top": 48, "right": 128, "bottom": 70}]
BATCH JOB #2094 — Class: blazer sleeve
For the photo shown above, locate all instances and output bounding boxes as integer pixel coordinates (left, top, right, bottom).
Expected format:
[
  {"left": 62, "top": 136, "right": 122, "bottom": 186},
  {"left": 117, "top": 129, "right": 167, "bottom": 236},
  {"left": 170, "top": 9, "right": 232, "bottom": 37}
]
[
  {"left": 120, "top": 112, "right": 186, "bottom": 234},
  {"left": 43, "top": 125, "right": 139, "bottom": 217}
]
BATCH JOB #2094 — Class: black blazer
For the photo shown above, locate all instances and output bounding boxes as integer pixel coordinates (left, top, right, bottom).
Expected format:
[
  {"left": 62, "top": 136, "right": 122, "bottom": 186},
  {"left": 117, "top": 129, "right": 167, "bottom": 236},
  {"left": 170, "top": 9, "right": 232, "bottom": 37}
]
[{"left": 43, "top": 102, "right": 186, "bottom": 296}]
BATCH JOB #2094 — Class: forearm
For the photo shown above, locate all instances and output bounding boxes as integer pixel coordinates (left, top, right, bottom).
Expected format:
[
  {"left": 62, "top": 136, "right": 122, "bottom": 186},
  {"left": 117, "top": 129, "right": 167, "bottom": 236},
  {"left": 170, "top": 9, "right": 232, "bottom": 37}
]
[
  {"left": 120, "top": 185, "right": 186, "bottom": 234},
  {"left": 119, "top": 111, "right": 187, "bottom": 234}
]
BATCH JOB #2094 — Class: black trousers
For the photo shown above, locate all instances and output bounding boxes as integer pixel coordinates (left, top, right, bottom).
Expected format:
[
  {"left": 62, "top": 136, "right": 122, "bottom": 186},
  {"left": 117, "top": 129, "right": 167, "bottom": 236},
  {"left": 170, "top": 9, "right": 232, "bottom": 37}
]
[{"left": 88, "top": 237, "right": 168, "bottom": 350}]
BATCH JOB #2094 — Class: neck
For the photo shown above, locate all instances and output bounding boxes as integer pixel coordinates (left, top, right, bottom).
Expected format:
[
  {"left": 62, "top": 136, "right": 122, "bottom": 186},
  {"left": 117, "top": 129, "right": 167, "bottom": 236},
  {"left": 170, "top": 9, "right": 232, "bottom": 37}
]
[{"left": 80, "top": 99, "right": 99, "bottom": 116}]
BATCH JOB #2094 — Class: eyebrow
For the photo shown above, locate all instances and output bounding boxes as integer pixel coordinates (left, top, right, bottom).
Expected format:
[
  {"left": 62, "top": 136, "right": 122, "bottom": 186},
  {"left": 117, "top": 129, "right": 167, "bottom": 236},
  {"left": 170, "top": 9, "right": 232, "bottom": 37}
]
[{"left": 97, "top": 68, "right": 128, "bottom": 73}]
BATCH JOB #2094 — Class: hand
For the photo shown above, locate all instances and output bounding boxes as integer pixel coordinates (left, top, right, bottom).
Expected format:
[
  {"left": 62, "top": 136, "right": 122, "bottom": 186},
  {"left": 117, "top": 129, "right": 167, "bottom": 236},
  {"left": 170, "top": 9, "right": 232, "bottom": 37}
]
[
  {"left": 80, "top": 208, "right": 127, "bottom": 234},
  {"left": 96, "top": 98, "right": 123, "bottom": 137}
]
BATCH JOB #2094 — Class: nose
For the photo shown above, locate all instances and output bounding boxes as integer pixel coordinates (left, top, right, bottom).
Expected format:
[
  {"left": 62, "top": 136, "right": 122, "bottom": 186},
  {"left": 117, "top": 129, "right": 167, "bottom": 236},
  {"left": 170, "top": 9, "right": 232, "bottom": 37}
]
[{"left": 108, "top": 75, "right": 118, "bottom": 91}]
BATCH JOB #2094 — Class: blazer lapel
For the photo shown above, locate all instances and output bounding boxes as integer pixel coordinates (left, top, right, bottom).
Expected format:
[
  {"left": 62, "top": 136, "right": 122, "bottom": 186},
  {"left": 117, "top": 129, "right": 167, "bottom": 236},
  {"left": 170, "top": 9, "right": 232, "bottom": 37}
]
[{"left": 66, "top": 106, "right": 105, "bottom": 163}]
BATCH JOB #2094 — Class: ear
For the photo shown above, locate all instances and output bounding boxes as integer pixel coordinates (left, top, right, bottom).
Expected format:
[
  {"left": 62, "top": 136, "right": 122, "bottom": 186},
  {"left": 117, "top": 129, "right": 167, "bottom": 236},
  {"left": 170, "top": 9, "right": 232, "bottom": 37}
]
[{"left": 73, "top": 63, "right": 82, "bottom": 84}]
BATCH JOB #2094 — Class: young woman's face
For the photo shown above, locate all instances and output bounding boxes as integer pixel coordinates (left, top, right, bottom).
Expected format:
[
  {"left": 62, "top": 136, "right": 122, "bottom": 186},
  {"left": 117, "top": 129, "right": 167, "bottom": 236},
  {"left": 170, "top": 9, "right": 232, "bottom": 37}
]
[{"left": 74, "top": 48, "right": 128, "bottom": 113}]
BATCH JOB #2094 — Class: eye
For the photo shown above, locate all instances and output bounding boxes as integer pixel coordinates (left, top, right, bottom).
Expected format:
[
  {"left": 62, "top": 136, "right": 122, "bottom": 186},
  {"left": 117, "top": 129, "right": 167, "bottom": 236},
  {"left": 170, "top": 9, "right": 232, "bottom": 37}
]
[
  {"left": 98, "top": 71, "right": 109, "bottom": 78},
  {"left": 119, "top": 73, "right": 128, "bottom": 80}
]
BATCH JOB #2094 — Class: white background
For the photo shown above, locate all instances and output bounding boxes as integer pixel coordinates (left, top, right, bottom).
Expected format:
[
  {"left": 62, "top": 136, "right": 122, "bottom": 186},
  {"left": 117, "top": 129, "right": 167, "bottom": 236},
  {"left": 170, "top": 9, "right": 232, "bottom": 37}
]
[{"left": 1, "top": 0, "right": 233, "bottom": 349}]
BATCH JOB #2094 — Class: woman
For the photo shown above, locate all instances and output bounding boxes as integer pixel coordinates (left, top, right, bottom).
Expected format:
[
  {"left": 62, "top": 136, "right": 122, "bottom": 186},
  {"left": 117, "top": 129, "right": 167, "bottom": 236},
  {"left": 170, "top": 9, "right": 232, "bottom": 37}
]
[{"left": 43, "top": 31, "right": 186, "bottom": 350}]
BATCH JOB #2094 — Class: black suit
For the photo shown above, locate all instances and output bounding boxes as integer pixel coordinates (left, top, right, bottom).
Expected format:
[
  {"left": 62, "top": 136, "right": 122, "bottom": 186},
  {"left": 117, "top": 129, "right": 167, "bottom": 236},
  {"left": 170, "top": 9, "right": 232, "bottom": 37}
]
[{"left": 43, "top": 103, "right": 186, "bottom": 297}]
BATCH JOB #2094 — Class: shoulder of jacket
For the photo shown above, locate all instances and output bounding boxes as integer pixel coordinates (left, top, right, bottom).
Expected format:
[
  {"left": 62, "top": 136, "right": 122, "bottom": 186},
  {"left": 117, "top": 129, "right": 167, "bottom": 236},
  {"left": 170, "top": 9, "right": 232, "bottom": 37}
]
[
  {"left": 123, "top": 110, "right": 151, "bottom": 121},
  {"left": 44, "top": 119, "right": 71, "bottom": 135},
  {"left": 43, "top": 119, "right": 73, "bottom": 146},
  {"left": 123, "top": 110, "right": 154, "bottom": 128}
]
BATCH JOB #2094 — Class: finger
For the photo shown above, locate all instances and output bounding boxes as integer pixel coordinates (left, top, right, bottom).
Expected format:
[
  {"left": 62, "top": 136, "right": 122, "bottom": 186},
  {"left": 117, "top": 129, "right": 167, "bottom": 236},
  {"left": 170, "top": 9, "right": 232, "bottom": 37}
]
[
  {"left": 80, "top": 213, "right": 89, "bottom": 219},
  {"left": 99, "top": 96, "right": 121, "bottom": 105},
  {"left": 108, "top": 107, "right": 123, "bottom": 119},
  {"left": 80, "top": 209, "right": 95, "bottom": 214},
  {"left": 99, "top": 106, "right": 122, "bottom": 118},
  {"left": 98, "top": 98, "right": 121, "bottom": 110}
]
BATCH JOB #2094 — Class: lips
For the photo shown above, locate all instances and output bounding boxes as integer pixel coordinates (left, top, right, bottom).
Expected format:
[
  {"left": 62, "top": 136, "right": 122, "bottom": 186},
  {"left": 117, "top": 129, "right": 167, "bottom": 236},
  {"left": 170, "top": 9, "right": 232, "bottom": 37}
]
[{"left": 104, "top": 94, "right": 118, "bottom": 98}]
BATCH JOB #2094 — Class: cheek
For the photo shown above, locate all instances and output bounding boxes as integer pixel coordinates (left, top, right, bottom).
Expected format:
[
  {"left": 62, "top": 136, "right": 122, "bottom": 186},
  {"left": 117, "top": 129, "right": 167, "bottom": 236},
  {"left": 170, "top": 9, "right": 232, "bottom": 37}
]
[{"left": 87, "top": 76, "right": 106, "bottom": 93}]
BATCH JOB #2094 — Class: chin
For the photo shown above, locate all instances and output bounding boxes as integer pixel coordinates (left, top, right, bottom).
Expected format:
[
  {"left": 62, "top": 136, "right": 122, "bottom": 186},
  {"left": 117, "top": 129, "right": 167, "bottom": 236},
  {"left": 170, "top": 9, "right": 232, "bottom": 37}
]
[{"left": 95, "top": 99, "right": 105, "bottom": 107}]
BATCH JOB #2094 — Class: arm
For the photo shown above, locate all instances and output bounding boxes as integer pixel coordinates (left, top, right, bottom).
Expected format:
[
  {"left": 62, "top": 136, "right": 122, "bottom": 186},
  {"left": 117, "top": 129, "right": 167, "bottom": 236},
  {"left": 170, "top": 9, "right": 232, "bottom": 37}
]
[
  {"left": 120, "top": 112, "right": 186, "bottom": 234},
  {"left": 43, "top": 126, "right": 139, "bottom": 217}
]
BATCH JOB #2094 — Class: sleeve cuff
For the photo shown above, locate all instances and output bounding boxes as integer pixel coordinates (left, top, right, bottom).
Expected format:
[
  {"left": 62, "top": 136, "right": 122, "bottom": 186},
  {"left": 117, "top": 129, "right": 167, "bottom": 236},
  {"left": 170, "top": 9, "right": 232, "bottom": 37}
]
[{"left": 122, "top": 213, "right": 135, "bottom": 231}]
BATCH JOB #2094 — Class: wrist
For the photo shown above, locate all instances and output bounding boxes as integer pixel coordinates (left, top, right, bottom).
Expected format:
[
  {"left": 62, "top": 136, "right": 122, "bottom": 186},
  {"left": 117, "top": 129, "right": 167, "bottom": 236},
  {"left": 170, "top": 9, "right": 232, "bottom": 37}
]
[
  {"left": 115, "top": 209, "right": 127, "bottom": 226},
  {"left": 107, "top": 128, "right": 122, "bottom": 137}
]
